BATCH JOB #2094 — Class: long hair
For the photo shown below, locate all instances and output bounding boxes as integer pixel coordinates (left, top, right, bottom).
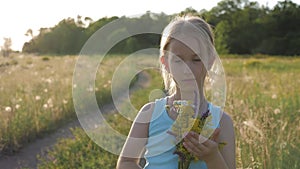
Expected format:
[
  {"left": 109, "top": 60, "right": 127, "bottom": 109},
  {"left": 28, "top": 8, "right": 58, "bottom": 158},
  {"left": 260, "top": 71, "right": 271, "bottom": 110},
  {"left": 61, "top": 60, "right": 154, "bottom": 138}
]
[{"left": 159, "top": 15, "right": 215, "bottom": 95}]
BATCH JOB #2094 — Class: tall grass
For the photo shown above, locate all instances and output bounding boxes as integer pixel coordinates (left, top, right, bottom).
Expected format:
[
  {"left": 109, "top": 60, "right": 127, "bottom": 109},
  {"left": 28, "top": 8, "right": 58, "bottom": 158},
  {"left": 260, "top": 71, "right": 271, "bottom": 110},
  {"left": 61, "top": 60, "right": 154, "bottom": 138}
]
[
  {"left": 223, "top": 57, "right": 300, "bottom": 168},
  {"left": 5, "top": 55, "right": 299, "bottom": 168},
  {"left": 0, "top": 54, "right": 125, "bottom": 154},
  {"left": 37, "top": 68, "right": 164, "bottom": 169}
]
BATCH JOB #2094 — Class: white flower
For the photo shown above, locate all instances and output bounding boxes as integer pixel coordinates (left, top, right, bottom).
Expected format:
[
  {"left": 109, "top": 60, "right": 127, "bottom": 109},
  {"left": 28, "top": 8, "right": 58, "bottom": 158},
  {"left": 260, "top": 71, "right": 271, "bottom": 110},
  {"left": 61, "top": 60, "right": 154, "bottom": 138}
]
[
  {"left": 45, "top": 78, "right": 52, "bottom": 84},
  {"left": 274, "top": 108, "right": 281, "bottom": 115},
  {"left": 173, "top": 100, "right": 189, "bottom": 106},
  {"left": 5, "top": 106, "right": 12, "bottom": 112},
  {"left": 35, "top": 96, "right": 41, "bottom": 101},
  {"left": 47, "top": 98, "right": 53, "bottom": 108},
  {"left": 272, "top": 94, "right": 277, "bottom": 99},
  {"left": 47, "top": 98, "right": 52, "bottom": 104},
  {"left": 43, "top": 104, "right": 48, "bottom": 109},
  {"left": 15, "top": 104, "right": 20, "bottom": 109},
  {"left": 63, "top": 99, "right": 68, "bottom": 104},
  {"left": 44, "top": 89, "right": 48, "bottom": 93}
]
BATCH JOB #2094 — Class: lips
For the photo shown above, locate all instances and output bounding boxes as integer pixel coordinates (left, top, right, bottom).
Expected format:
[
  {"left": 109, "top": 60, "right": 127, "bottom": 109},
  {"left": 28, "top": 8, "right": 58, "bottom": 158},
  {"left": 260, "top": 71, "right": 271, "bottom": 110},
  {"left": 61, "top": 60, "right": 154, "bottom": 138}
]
[{"left": 182, "top": 79, "right": 196, "bottom": 82}]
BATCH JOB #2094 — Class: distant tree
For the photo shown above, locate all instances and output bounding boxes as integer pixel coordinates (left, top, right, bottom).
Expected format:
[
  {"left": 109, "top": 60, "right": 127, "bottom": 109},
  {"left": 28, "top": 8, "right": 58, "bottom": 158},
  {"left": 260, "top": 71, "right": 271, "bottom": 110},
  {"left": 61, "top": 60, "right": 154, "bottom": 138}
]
[
  {"left": 23, "top": 18, "right": 86, "bottom": 55},
  {"left": 76, "top": 15, "right": 85, "bottom": 27},
  {"left": 1, "top": 38, "right": 12, "bottom": 57},
  {"left": 204, "top": 0, "right": 270, "bottom": 54},
  {"left": 179, "top": 7, "right": 201, "bottom": 17},
  {"left": 255, "top": 0, "right": 300, "bottom": 55},
  {"left": 214, "top": 20, "right": 230, "bottom": 54},
  {"left": 21, "top": 4, "right": 300, "bottom": 56},
  {"left": 25, "top": 29, "right": 33, "bottom": 38},
  {"left": 84, "top": 17, "right": 93, "bottom": 27},
  {"left": 85, "top": 16, "right": 119, "bottom": 38}
]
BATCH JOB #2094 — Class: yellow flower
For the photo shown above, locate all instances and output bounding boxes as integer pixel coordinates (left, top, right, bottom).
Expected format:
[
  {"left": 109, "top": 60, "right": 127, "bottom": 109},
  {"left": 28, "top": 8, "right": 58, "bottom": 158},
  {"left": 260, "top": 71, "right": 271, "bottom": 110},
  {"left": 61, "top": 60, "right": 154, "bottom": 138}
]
[{"left": 166, "top": 98, "right": 227, "bottom": 168}]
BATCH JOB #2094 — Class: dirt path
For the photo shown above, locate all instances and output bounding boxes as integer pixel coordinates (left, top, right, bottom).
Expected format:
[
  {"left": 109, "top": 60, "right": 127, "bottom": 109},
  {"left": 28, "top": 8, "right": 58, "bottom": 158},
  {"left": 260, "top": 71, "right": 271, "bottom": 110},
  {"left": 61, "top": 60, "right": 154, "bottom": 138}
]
[{"left": 0, "top": 72, "right": 151, "bottom": 169}]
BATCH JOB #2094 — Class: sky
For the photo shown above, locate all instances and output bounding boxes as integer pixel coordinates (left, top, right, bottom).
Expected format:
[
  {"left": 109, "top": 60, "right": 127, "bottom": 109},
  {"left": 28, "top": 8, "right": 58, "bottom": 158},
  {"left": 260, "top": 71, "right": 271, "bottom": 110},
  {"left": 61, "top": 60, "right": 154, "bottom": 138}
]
[{"left": 0, "top": 0, "right": 298, "bottom": 51}]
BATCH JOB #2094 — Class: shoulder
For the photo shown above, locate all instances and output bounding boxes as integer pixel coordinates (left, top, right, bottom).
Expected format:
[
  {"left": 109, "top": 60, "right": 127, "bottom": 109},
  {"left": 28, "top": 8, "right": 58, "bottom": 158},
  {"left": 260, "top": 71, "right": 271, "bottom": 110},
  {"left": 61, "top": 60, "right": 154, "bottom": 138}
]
[
  {"left": 220, "top": 112, "right": 234, "bottom": 128},
  {"left": 140, "top": 102, "right": 156, "bottom": 114},
  {"left": 134, "top": 101, "right": 156, "bottom": 124},
  {"left": 126, "top": 102, "right": 156, "bottom": 139},
  {"left": 218, "top": 112, "right": 235, "bottom": 141},
  {"left": 135, "top": 97, "right": 167, "bottom": 123}
]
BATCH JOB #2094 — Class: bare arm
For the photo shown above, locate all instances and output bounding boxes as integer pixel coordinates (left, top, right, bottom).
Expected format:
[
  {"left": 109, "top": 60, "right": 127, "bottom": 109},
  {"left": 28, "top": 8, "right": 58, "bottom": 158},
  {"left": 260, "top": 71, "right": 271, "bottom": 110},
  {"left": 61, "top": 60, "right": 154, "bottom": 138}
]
[
  {"left": 216, "top": 112, "right": 236, "bottom": 169},
  {"left": 116, "top": 102, "right": 154, "bottom": 169}
]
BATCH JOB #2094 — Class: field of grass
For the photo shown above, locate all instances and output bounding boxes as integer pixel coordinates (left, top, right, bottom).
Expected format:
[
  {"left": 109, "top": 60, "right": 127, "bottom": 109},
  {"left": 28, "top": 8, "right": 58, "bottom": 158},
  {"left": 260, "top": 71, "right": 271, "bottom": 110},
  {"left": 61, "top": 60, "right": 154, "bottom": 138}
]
[
  {"left": 0, "top": 54, "right": 127, "bottom": 154},
  {"left": 1, "top": 54, "right": 299, "bottom": 168},
  {"left": 37, "top": 68, "right": 164, "bottom": 169},
  {"left": 223, "top": 57, "right": 300, "bottom": 168}
]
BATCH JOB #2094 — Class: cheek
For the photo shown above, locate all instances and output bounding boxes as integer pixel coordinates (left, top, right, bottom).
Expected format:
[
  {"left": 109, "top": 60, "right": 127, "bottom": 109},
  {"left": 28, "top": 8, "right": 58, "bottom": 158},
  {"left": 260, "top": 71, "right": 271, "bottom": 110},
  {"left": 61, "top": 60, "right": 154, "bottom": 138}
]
[
  {"left": 190, "top": 64, "right": 207, "bottom": 80},
  {"left": 197, "top": 66, "right": 207, "bottom": 81},
  {"left": 170, "top": 63, "right": 192, "bottom": 76},
  {"left": 169, "top": 65, "right": 179, "bottom": 77}
]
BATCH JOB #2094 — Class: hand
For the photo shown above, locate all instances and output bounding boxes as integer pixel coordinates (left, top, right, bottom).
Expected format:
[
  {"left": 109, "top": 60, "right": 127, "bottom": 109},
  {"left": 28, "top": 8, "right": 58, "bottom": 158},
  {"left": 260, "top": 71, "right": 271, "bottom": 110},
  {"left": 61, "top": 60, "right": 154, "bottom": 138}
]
[{"left": 183, "top": 128, "right": 221, "bottom": 162}]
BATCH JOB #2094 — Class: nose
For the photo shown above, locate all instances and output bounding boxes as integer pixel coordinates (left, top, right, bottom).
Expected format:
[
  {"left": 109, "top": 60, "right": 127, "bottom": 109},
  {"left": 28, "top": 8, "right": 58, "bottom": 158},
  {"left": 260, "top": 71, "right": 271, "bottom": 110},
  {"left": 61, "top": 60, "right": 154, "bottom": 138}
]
[{"left": 183, "top": 61, "right": 192, "bottom": 74}]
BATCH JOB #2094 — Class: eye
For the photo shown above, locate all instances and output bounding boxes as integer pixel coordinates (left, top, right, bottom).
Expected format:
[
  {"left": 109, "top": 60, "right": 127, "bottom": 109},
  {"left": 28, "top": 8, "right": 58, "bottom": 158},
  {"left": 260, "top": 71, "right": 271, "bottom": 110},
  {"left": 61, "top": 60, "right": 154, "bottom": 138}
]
[
  {"left": 193, "top": 58, "right": 202, "bottom": 62},
  {"left": 174, "top": 59, "right": 182, "bottom": 63},
  {"left": 171, "top": 57, "right": 182, "bottom": 63}
]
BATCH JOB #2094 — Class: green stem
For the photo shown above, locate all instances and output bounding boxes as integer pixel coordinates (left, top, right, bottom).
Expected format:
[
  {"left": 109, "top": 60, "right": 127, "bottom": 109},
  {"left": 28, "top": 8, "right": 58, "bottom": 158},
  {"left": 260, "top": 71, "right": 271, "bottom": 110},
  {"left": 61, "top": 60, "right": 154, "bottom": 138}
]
[{"left": 178, "top": 160, "right": 190, "bottom": 169}]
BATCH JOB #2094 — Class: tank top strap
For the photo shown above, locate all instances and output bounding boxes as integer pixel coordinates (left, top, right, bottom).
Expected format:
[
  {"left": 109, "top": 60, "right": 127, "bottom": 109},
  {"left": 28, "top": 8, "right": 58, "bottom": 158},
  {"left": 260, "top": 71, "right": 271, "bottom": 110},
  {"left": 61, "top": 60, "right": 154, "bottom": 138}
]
[{"left": 151, "top": 97, "right": 167, "bottom": 122}]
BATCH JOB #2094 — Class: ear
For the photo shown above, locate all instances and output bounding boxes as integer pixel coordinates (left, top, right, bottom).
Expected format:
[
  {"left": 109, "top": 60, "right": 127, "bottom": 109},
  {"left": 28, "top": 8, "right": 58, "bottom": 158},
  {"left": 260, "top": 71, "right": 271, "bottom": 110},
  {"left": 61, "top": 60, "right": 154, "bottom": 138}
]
[
  {"left": 160, "top": 56, "right": 165, "bottom": 65},
  {"left": 160, "top": 56, "right": 169, "bottom": 72}
]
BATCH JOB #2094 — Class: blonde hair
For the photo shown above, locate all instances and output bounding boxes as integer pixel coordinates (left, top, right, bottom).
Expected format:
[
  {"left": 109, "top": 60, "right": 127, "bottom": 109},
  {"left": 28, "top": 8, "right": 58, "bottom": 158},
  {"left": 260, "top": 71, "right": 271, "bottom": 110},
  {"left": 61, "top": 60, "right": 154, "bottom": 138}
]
[{"left": 159, "top": 16, "right": 215, "bottom": 95}]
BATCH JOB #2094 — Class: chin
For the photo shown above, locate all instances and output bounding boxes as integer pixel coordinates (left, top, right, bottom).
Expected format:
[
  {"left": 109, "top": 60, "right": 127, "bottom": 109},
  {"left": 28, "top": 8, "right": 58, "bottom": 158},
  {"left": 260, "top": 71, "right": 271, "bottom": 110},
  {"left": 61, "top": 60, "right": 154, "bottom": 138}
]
[{"left": 178, "top": 87, "right": 198, "bottom": 92}]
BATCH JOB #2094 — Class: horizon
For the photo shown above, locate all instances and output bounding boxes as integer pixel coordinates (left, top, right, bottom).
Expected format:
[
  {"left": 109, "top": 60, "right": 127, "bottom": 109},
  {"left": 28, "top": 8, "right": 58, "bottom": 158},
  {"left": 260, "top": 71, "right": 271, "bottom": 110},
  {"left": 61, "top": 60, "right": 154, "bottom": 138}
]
[{"left": 0, "top": 0, "right": 298, "bottom": 51}]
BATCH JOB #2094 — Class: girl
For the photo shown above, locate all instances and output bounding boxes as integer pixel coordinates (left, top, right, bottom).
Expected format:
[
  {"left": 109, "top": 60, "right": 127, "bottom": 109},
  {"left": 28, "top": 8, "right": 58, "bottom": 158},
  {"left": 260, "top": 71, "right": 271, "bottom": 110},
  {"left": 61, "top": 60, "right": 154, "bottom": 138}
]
[{"left": 117, "top": 15, "right": 235, "bottom": 169}]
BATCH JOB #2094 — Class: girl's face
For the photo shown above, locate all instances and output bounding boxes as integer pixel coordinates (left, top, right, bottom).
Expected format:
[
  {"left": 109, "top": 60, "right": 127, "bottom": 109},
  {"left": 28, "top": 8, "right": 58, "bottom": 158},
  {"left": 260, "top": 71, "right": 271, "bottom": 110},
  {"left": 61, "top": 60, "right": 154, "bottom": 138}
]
[{"left": 166, "top": 39, "right": 206, "bottom": 92}]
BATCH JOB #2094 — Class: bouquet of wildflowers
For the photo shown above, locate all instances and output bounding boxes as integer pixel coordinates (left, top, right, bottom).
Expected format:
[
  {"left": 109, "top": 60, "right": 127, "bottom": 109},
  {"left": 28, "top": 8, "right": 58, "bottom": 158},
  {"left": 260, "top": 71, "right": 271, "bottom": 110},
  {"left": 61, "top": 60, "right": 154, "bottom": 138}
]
[{"left": 166, "top": 93, "right": 226, "bottom": 169}]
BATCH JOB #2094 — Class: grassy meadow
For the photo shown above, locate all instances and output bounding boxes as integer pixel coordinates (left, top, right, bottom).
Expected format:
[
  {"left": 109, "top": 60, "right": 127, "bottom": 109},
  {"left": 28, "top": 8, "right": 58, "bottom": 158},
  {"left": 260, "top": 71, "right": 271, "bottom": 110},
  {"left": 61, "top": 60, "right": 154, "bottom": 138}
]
[
  {"left": 223, "top": 57, "right": 300, "bottom": 168},
  {"left": 1, "top": 54, "right": 299, "bottom": 168},
  {"left": 0, "top": 54, "right": 126, "bottom": 154}
]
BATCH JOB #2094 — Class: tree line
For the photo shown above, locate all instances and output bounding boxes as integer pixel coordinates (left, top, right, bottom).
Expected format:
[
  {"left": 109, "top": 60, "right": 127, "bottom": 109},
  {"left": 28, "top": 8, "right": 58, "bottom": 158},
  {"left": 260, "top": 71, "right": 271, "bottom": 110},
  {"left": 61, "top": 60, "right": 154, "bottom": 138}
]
[{"left": 22, "top": 0, "right": 300, "bottom": 56}]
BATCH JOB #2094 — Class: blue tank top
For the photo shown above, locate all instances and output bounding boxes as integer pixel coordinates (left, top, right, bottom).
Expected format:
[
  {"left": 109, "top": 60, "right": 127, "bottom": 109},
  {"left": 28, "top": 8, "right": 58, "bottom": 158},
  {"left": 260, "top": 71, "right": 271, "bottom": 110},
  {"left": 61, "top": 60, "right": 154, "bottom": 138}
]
[{"left": 144, "top": 97, "right": 222, "bottom": 169}]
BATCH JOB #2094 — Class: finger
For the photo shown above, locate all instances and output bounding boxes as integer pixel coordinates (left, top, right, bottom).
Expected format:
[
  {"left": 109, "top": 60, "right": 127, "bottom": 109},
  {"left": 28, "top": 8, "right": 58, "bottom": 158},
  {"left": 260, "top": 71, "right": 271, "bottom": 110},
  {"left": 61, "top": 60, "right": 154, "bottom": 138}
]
[
  {"left": 184, "top": 133, "right": 201, "bottom": 148},
  {"left": 186, "top": 132, "right": 209, "bottom": 146},
  {"left": 183, "top": 142, "right": 197, "bottom": 156},
  {"left": 185, "top": 132, "right": 199, "bottom": 145},
  {"left": 198, "top": 134, "right": 208, "bottom": 144},
  {"left": 185, "top": 132, "right": 208, "bottom": 152},
  {"left": 196, "top": 142, "right": 206, "bottom": 152},
  {"left": 202, "top": 135, "right": 218, "bottom": 148},
  {"left": 183, "top": 140, "right": 202, "bottom": 155}
]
